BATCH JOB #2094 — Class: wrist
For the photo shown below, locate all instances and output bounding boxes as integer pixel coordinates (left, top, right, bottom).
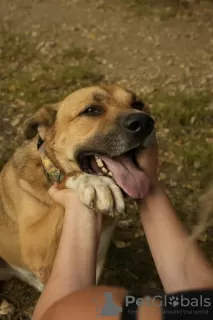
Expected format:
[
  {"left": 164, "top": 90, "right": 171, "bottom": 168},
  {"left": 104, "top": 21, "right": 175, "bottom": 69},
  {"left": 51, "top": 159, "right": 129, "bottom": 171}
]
[
  {"left": 146, "top": 177, "right": 163, "bottom": 198},
  {"left": 137, "top": 180, "right": 164, "bottom": 208},
  {"left": 63, "top": 195, "right": 83, "bottom": 212},
  {"left": 149, "top": 179, "right": 163, "bottom": 196}
]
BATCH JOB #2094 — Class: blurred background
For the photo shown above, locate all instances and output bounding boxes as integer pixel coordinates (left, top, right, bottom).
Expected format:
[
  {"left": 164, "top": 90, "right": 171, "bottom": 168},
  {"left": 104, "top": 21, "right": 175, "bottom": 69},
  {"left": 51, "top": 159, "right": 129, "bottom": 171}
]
[{"left": 0, "top": 0, "right": 213, "bottom": 318}]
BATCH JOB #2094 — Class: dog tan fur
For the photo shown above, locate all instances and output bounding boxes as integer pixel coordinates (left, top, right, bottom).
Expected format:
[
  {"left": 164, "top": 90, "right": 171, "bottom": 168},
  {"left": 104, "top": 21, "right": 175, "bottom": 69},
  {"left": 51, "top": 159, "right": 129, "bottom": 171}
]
[{"left": 0, "top": 85, "right": 154, "bottom": 292}]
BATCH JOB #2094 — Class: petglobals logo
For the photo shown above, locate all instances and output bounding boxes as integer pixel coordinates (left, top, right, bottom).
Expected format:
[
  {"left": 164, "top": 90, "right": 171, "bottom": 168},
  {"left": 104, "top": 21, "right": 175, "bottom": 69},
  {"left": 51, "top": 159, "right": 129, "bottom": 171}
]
[
  {"left": 124, "top": 293, "right": 212, "bottom": 316},
  {"left": 95, "top": 292, "right": 123, "bottom": 318},
  {"left": 166, "top": 295, "right": 211, "bottom": 308},
  {"left": 94, "top": 292, "right": 212, "bottom": 318},
  {"left": 125, "top": 294, "right": 212, "bottom": 309},
  {"left": 125, "top": 295, "right": 162, "bottom": 308}
]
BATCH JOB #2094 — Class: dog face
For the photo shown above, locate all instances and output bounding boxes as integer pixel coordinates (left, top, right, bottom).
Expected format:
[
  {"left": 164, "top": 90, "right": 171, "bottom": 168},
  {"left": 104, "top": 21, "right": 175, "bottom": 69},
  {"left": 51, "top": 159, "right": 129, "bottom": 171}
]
[{"left": 24, "top": 85, "right": 155, "bottom": 184}]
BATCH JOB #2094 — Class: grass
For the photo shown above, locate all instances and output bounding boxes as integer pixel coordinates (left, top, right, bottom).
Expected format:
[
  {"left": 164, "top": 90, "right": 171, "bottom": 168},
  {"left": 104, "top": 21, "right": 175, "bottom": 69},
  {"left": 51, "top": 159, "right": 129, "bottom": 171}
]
[
  {"left": 151, "top": 90, "right": 213, "bottom": 225},
  {"left": 0, "top": 31, "right": 103, "bottom": 110},
  {"left": 121, "top": 0, "right": 200, "bottom": 19},
  {"left": 0, "top": 26, "right": 103, "bottom": 170},
  {"left": 152, "top": 91, "right": 212, "bottom": 173}
]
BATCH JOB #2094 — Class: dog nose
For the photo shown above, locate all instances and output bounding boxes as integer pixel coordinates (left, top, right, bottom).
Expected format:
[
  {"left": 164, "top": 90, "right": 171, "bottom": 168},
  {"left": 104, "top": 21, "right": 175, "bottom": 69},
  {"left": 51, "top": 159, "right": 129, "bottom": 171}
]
[{"left": 123, "top": 113, "right": 154, "bottom": 137}]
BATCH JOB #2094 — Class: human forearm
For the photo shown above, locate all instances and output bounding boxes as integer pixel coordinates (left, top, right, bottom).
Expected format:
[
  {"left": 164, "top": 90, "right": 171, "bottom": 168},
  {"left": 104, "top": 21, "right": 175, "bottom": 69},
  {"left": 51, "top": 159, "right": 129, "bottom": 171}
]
[
  {"left": 33, "top": 203, "right": 97, "bottom": 320},
  {"left": 139, "top": 185, "right": 213, "bottom": 293},
  {"left": 51, "top": 205, "right": 97, "bottom": 288}
]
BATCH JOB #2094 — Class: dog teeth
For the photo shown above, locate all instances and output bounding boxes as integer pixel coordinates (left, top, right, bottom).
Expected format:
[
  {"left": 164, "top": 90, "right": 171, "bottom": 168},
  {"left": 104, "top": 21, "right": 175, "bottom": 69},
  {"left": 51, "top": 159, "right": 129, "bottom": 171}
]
[
  {"left": 95, "top": 156, "right": 104, "bottom": 168},
  {"left": 95, "top": 155, "right": 114, "bottom": 178},
  {"left": 101, "top": 167, "right": 107, "bottom": 173}
]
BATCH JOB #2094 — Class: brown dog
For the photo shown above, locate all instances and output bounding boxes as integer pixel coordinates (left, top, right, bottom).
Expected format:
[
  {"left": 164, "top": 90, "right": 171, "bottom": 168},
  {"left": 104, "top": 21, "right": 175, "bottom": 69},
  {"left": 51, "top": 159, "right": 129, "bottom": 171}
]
[{"left": 0, "top": 85, "right": 155, "bottom": 292}]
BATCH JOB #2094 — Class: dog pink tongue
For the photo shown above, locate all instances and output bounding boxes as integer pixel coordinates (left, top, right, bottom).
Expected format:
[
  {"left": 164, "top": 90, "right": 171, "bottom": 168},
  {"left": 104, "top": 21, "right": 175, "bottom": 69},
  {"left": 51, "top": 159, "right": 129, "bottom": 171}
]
[{"left": 101, "top": 155, "right": 150, "bottom": 199}]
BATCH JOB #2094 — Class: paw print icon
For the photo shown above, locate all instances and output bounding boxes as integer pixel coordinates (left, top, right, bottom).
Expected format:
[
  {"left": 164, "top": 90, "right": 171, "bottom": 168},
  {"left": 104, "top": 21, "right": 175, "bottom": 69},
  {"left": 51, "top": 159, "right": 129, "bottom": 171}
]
[{"left": 168, "top": 296, "right": 179, "bottom": 307}]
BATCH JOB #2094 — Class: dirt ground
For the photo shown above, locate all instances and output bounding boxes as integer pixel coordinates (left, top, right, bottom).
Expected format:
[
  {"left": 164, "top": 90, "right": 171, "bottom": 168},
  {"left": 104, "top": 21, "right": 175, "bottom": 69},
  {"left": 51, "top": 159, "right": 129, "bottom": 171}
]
[{"left": 0, "top": 0, "right": 213, "bottom": 318}]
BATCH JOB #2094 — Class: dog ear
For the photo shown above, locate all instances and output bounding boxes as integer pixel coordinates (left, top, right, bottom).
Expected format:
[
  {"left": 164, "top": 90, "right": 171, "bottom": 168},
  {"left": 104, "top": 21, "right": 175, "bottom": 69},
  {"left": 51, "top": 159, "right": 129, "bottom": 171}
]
[{"left": 24, "top": 104, "right": 58, "bottom": 139}]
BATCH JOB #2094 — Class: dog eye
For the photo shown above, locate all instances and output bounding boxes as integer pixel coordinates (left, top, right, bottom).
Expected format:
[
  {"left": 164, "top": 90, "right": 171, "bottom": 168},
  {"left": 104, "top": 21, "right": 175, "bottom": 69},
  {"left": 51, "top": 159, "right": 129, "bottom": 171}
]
[
  {"left": 80, "top": 106, "right": 103, "bottom": 116},
  {"left": 132, "top": 100, "right": 145, "bottom": 110}
]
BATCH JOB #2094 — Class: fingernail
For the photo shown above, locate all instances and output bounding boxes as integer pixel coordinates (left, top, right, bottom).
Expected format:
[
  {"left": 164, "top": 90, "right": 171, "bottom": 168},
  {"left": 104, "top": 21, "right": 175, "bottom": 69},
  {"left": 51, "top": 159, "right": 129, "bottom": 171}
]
[{"left": 89, "top": 200, "right": 95, "bottom": 209}]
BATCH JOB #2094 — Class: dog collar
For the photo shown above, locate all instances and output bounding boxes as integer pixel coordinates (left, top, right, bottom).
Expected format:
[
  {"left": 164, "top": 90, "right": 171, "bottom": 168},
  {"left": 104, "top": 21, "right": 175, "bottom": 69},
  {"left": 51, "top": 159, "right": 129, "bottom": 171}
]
[{"left": 37, "top": 136, "right": 64, "bottom": 183}]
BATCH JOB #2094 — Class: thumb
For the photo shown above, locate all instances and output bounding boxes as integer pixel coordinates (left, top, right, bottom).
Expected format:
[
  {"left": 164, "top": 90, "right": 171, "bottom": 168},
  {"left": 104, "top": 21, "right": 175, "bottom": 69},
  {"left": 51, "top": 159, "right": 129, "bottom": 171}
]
[{"left": 48, "top": 183, "right": 60, "bottom": 201}]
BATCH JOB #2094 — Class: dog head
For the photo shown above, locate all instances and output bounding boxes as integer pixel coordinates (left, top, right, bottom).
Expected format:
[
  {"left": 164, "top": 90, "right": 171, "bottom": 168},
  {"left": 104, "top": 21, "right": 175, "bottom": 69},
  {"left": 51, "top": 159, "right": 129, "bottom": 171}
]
[{"left": 24, "top": 85, "right": 155, "bottom": 198}]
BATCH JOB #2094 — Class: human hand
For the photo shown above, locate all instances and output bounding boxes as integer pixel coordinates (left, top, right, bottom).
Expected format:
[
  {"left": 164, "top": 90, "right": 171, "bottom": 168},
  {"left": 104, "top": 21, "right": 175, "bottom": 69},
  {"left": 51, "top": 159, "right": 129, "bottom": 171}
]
[
  {"left": 48, "top": 182, "right": 80, "bottom": 209},
  {"left": 48, "top": 183, "right": 103, "bottom": 240},
  {"left": 136, "top": 133, "right": 159, "bottom": 192}
]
